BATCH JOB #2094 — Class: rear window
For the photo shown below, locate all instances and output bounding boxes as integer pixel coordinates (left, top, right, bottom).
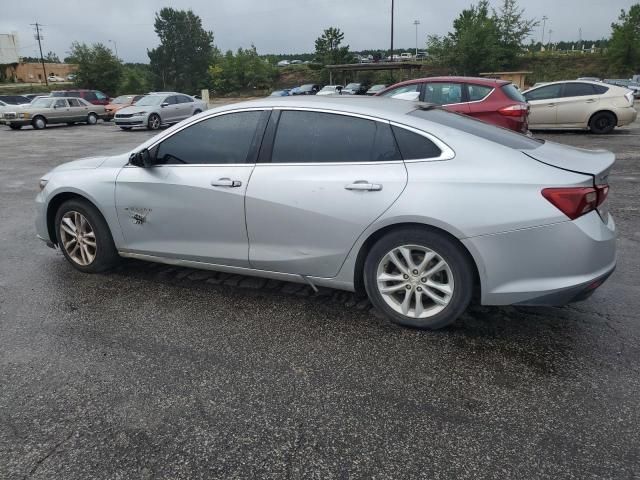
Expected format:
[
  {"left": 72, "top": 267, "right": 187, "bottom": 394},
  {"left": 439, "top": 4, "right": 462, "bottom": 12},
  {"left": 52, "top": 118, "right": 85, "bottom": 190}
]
[
  {"left": 501, "top": 84, "right": 526, "bottom": 102},
  {"left": 592, "top": 84, "right": 609, "bottom": 94},
  {"left": 410, "top": 108, "right": 543, "bottom": 150}
]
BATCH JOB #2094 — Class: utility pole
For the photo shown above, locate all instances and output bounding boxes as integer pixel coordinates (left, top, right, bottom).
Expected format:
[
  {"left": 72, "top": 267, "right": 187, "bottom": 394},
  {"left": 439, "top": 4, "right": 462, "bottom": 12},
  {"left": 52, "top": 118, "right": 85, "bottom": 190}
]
[
  {"left": 540, "top": 15, "right": 548, "bottom": 50},
  {"left": 31, "top": 22, "right": 48, "bottom": 86},
  {"left": 108, "top": 39, "right": 118, "bottom": 58},
  {"left": 390, "top": 0, "right": 394, "bottom": 62},
  {"left": 413, "top": 20, "right": 420, "bottom": 57}
]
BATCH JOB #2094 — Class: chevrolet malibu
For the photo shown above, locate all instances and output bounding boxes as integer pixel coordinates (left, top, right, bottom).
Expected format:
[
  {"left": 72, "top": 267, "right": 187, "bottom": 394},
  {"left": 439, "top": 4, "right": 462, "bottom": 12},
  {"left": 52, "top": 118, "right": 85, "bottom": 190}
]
[{"left": 36, "top": 97, "right": 616, "bottom": 329}]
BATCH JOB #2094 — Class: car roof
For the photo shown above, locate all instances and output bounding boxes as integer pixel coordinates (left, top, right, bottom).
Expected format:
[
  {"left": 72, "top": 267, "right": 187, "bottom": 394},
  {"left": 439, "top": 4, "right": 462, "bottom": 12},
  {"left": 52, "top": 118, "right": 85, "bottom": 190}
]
[
  {"left": 386, "top": 76, "right": 510, "bottom": 87},
  {"left": 525, "top": 79, "right": 612, "bottom": 90}
]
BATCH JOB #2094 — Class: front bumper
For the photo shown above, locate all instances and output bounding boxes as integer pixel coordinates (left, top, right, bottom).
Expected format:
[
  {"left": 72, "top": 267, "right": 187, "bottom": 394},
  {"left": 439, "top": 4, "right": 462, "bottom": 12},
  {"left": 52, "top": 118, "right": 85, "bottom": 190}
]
[
  {"left": 115, "top": 119, "right": 145, "bottom": 126},
  {"left": 463, "top": 211, "right": 616, "bottom": 306}
]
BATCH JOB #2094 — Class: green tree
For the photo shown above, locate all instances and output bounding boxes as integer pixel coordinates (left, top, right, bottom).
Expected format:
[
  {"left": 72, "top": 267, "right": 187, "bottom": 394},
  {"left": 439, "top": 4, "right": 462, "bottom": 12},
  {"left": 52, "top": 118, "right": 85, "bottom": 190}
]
[
  {"left": 148, "top": 8, "right": 215, "bottom": 93},
  {"left": 427, "top": 1, "right": 501, "bottom": 75},
  {"left": 67, "top": 42, "right": 123, "bottom": 94},
  {"left": 493, "top": 0, "right": 537, "bottom": 67},
  {"left": 45, "top": 51, "right": 60, "bottom": 63},
  {"left": 608, "top": 4, "right": 640, "bottom": 74},
  {"left": 119, "top": 64, "right": 152, "bottom": 94},
  {"left": 209, "top": 46, "right": 277, "bottom": 94},
  {"left": 314, "top": 27, "right": 352, "bottom": 65}
]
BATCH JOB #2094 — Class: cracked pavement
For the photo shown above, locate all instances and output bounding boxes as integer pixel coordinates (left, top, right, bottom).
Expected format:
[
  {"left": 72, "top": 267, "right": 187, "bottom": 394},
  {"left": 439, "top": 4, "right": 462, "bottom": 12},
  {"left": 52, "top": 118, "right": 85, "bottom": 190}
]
[{"left": 1, "top": 112, "right": 639, "bottom": 479}]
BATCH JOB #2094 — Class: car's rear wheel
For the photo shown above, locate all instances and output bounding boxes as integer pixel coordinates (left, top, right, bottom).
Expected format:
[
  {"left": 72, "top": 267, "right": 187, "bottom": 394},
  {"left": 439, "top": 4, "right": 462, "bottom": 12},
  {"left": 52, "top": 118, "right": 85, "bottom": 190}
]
[
  {"left": 55, "top": 199, "right": 120, "bottom": 273},
  {"left": 87, "top": 113, "right": 98, "bottom": 125},
  {"left": 148, "top": 113, "right": 161, "bottom": 130},
  {"left": 67, "top": 122, "right": 75, "bottom": 126},
  {"left": 9, "top": 124, "right": 22, "bottom": 130},
  {"left": 589, "top": 111, "right": 616, "bottom": 134},
  {"left": 364, "top": 228, "right": 474, "bottom": 330},
  {"left": 32, "top": 116, "right": 46, "bottom": 130},
  {"left": 120, "top": 127, "right": 132, "bottom": 131},
  {"left": 193, "top": 109, "right": 202, "bottom": 116}
]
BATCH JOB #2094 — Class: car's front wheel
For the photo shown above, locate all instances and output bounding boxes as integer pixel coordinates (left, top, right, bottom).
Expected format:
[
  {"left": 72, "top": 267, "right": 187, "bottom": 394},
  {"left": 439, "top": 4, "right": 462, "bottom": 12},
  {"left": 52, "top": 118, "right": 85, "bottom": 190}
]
[
  {"left": 148, "top": 113, "right": 161, "bottom": 130},
  {"left": 364, "top": 228, "right": 474, "bottom": 330},
  {"left": 55, "top": 199, "right": 120, "bottom": 273},
  {"left": 87, "top": 113, "right": 98, "bottom": 125},
  {"left": 32, "top": 116, "right": 46, "bottom": 130}
]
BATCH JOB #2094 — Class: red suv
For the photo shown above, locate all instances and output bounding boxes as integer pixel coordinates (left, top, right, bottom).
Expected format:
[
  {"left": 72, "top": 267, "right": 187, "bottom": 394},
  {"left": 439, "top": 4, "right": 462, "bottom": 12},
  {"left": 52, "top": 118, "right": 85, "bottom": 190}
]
[
  {"left": 376, "top": 76, "right": 529, "bottom": 133},
  {"left": 50, "top": 89, "right": 110, "bottom": 106}
]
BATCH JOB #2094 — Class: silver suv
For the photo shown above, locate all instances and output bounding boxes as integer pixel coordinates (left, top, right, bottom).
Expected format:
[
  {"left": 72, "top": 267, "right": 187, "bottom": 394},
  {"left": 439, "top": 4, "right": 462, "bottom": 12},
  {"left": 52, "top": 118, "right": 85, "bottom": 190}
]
[{"left": 114, "top": 92, "right": 207, "bottom": 130}]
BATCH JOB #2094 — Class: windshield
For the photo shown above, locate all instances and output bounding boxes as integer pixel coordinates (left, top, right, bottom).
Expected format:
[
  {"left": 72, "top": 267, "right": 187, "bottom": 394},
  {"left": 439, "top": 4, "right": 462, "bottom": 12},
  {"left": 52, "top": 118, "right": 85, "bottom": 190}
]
[
  {"left": 410, "top": 108, "right": 543, "bottom": 150},
  {"left": 111, "top": 96, "right": 131, "bottom": 104},
  {"left": 345, "top": 83, "right": 360, "bottom": 89},
  {"left": 31, "top": 98, "right": 55, "bottom": 108},
  {"left": 134, "top": 95, "right": 165, "bottom": 106}
]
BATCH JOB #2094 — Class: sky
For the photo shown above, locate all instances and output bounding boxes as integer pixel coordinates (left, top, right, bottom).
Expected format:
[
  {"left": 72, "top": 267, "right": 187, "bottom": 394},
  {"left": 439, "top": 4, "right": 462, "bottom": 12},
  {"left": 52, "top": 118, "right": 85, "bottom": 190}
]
[{"left": 0, "top": 0, "right": 636, "bottom": 63}]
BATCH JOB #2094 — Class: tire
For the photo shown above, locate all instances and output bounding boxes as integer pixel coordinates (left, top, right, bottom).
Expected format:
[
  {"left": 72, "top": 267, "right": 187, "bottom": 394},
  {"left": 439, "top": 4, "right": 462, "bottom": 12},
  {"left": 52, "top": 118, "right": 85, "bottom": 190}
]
[
  {"left": 9, "top": 124, "right": 22, "bottom": 130},
  {"left": 32, "top": 116, "right": 46, "bottom": 130},
  {"left": 87, "top": 113, "right": 98, "bottom": 125},
  {"left": 363, "top": 228, "right": 474, "bottom": 330},
  {"left": 193, "top": 109, "right": 202, "bottom": 116},
  {"left": 54, "top": 199, "right": 120, "bottom": 273},
  {"left": 147, "top": 113, "right": 161, "bottom": 130},
  {"left": 120, "top": 127, "right": 132, "bottom": 131},
  {"left": 67, "top": 122, "right": 75, "bottom": 126},
  {"left": 589, "top": 111, "right": 616, "bottom": 134}
]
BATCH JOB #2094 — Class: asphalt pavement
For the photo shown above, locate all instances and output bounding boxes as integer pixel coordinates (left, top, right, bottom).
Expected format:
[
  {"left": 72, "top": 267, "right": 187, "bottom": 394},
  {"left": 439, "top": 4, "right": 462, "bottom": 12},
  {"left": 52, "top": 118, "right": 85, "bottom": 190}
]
[{"left": 1, "top": 115, "right": 639, "bottom": 479}]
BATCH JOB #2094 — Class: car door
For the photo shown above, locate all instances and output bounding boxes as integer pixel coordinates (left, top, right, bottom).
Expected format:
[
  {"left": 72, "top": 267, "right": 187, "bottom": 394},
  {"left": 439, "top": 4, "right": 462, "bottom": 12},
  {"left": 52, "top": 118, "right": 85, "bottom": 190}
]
[
  {"left": 423, "top": 82, "right": 470, "bottom": 114},
  {"left": 66, "top": 98, "right": 86, "bottom": 122},
  {"left": 115, "top": 109, "right": 268, "bottom": 267},
  {"left": 160, "top": 95, "right": 180, "bottom": 123},
  {"left": 554, "top": 82, "right": 600, "bottom": 127},
  {"left": 464, "top": 83, "right": 495, "bottom": 121},
  {"left": 245, "top": 109, "right": 408, "bottom": 278},
  {"left": 176, "top": 95, "right": 194, "bottom": 120},
  {"left": 523, "top": 83, "right": 563, "bottom": 127},
  {"left": 50, "top": 99, "right": 71, "bottom": 124}
]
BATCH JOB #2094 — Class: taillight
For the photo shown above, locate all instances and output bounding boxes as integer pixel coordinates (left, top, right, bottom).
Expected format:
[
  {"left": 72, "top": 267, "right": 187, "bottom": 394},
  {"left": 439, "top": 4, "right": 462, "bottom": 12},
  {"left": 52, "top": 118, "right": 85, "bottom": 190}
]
[
  {"left": 498, "top": 104, "right": 528, "bottom": 117},
  {"left": 542, "top": 186, "right": 609, "bottom": 220},
  {"left": 625, "top": 91, "right": 634, "bottom": 106}
]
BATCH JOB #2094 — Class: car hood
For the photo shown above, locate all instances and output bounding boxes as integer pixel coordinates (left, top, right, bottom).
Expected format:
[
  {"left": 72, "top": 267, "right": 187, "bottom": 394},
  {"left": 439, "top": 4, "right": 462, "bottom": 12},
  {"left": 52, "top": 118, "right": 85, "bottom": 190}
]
[{"left": 51, "top": 156, "right": 111, "bottom": 172}]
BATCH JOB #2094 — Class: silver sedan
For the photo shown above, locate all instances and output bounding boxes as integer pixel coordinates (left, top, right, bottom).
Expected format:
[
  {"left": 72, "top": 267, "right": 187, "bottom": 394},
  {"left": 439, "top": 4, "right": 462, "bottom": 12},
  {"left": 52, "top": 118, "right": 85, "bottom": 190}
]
[{"left": 35, "top": 97, "right": 616, "bottom": 329}]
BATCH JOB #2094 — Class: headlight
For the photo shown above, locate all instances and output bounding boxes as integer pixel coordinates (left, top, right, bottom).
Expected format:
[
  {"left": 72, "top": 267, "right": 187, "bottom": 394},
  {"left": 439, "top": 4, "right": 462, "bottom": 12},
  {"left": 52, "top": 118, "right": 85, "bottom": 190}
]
[
  {"left": 39, "top": 179, "right": 48, "bottom": 191},
  {"left": 19, "top": 112, "right": 30, "bottom": 119},
  {"left": 133, "top": 111, "right": 147, "bottom": 116}
]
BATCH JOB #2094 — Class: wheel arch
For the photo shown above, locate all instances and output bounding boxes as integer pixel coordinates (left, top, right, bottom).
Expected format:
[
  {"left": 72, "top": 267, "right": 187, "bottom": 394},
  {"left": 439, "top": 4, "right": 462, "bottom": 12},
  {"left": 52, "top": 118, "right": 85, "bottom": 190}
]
[
  {"left": 46, "top": 191, "right": 107, "bottom": 245},
  {"left": 352, "top": 222, "right": 481, "bottom": 299}
]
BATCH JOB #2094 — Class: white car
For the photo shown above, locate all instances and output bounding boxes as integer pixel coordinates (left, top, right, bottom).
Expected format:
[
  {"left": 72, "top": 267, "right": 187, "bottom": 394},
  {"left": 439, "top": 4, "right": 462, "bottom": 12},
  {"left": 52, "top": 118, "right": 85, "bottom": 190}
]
[
  {"left": 114, "top": 92, "right": 207, "bottom": 131},
  {"left": 523, "top": 80, "right": 637, "bottom": 134},
  {"left": 316, "top": 85, "right": 343, "bottom": 96}
]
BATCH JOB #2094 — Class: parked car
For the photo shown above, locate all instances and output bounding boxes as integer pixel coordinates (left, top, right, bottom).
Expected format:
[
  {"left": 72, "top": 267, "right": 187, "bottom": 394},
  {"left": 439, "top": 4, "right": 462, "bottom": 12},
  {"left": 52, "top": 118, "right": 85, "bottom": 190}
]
[
  {"left": 523, "top": 80, "right": 637, "bottom": 134},
  {"left": 577, "top": 77, "right": 601, "bottom": 82},
  {"left": 104, "top": 94, "right": 144, "bottom": 120},
  {"left": 269, "top": 89, "right": 291, "bottom": 97},
  {"left": 50, "top": 89, "right": 110, "bottom": 106},
  {"left": 316, "top": 85, "right": 343, "bottom": 96},
  {"left": 377, "top": 76, "right": 530, "bottom": 133},
  {"left": 36, "top": 96, "right": 616, "bottom": 330},
  {"left": 292, "top": 84, "right": 320, "bottom": 95},
  {"left": 399, "top": 52, "right": 413, "bottom": 61},
  {"left": 0, "top": 95, "right": 31, "bottom": 105},
  {"left": 366, "top": 84, "right": 387, "bottom": 95},
  {"left": 342, "top": 82, "right": 369, "bottom": 95},
  {"left": 603, "top": 79, "right": 640, "bottom": 98},
  {"left": 289, "top": 86, "right": 301, "bottom": 95},
  {"left": 276, "top": 60, "right": 290, "bottom": 67},
  {"left": 0, "top": 96, "right": 106, "bottom": 130},
  {"left": 114, "top": 92, "right": 207, "bottom": 130},
  {"left": 414, "top": 52, "right": 427, "bottom": 61},
  {"left": 47, "top": 74, "right": 66, "bottom": 82}
]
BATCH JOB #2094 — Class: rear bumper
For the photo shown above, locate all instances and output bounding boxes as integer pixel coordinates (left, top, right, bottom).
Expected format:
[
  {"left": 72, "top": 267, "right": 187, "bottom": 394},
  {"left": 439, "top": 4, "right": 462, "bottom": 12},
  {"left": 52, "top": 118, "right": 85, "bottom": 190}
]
[
  {"left": 616, "top": 106, "right": 637, "bottom": 126},
  {"left": 463, "top": 211, "right": 616, "bottom": 306}
]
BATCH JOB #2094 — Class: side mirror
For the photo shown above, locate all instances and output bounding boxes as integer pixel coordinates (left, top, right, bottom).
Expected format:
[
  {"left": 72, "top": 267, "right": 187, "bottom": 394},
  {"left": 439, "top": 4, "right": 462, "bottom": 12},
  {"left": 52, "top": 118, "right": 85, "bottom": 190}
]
[
  {"left": 129, "top": 148, "right": 153, "bottom": 168},
  {"left": 160, "top": 102, "right": 169, "bottom": 108}
]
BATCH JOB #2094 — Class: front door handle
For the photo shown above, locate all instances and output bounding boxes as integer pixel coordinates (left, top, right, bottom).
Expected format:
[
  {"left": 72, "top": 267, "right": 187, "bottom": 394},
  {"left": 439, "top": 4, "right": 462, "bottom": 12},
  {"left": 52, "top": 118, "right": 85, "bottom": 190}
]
[
  {"left": 211, "top": 178, "right": 242, "bottom": 187},
  {"left": 585, "top": 99, "right": 597, "bottom": 103},
  {"left": 345, "top": 181, "right": 382, "bottom": 191},
  {"left": 547, "top": 103, "right": 556, "bottom": 107}
]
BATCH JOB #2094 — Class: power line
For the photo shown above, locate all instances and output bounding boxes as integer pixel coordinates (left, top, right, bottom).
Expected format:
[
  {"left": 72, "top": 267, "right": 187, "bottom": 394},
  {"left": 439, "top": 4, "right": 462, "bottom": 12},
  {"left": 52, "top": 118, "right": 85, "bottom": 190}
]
[{"left": 30, "top": 22, "right": 48, "bottom": 86}]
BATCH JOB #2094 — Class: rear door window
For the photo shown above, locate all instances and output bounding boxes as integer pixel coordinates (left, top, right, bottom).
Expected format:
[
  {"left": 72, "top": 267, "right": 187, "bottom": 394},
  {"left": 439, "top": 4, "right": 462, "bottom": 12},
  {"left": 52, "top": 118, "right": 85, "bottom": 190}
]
[
  {"left": 392, "top": 126, "right": 442, "bottom": 160},
  {"left": 592, "top": 84, "right": 609, "bottom": 94},
  {"left": 380, "top": 83, "right": 421, "bottom": 98},
  {"left": 270, "top": 111, "right": 401, "bottom": 163},
  {"left": 562, "top": 83, "right": 597, "bottom": 97},
  {"left": 467, "top": 84, "right": 493, "bottom": 101},
  {"left": 502, "top": 84, "right": 526, "bottom": 102},
  {"left": 410, "top": 108, "right": 543, "bottom": 150},
  {"left": 424, "top": 83, "right": 463, "bottom": 105},
  {"left": 68, "top": 98, "right": 82, "bottom": 107}
]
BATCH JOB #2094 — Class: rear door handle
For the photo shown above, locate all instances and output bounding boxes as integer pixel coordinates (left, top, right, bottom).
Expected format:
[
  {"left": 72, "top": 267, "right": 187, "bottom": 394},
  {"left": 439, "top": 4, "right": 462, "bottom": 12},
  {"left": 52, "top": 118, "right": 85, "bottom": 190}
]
[
  {"left": 585, "top": 99, "right": 597, "bottom": 103},
  {"left": 345, "top": 181, "right": 382, "bottom": 191},
  {"left": 547, "top": 103, "right": 556, "bottom": 107},
  {"left": 211, "top": 178, "right": 242, "bottom": 187}
]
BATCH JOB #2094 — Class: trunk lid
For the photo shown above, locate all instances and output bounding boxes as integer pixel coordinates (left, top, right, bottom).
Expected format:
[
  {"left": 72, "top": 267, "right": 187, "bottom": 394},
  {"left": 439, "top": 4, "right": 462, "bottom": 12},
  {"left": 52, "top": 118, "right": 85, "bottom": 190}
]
[{"left": 524, "top": 141, "right": 614, "bottom": 185}]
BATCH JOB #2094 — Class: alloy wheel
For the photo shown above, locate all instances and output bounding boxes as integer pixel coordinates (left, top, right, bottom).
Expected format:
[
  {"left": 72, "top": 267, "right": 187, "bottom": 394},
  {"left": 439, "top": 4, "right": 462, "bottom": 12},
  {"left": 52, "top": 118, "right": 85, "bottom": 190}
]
[
  {"left": 149, "top": 114, "right": 161, "bottom": 130},
  {"left": 59, "top": 211, "right": 97, "bottom": 266},
  {"left": 376, "top": 244, "right": 454, "bottom": 318}
]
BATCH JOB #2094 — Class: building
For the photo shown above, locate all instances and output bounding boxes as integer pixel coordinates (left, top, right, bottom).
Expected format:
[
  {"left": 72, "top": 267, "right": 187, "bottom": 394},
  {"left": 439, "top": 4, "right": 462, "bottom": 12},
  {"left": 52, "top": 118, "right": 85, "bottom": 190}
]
[
  {"left": 479, "top": 71, "right": 532, "bottom": 90},
  {"left": 0, "top": 33, "right": 20, "bottom": 64},
  {"left": 4, "top": 62, "right": 78, "bottom": 83}
]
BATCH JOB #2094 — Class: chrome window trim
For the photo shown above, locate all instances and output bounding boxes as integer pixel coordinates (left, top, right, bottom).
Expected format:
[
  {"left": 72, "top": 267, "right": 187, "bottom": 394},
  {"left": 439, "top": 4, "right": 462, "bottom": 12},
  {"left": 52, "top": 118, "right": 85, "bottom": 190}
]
[{"left": 389, "top": 121, "right": 456, "bottom": 163}]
